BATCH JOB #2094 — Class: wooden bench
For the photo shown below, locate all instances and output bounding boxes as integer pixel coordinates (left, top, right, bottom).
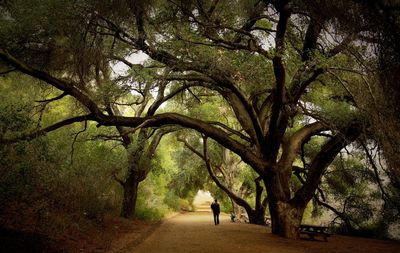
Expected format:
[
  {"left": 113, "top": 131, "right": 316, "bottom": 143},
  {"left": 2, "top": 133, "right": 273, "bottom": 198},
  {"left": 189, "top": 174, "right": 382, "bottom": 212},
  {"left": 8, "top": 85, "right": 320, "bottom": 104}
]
[{"left": 299, "top": 224, "right": 332, "bottom": 241}]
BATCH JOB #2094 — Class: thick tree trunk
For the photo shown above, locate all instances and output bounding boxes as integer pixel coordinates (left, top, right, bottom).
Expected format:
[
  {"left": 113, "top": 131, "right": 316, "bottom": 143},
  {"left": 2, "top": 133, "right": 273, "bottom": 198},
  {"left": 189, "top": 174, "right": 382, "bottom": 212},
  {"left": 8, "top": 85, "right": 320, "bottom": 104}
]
[
  {"left": 248, "top": 208, "right": 266, "bottom": 225},
  {"left": 269, "top": 201, "right": 305, "bottom": 238},
  {"left": 264, "top": 170, "right": 305, "bottom": 238},
  {"left": 247, "top": 176, "right": 267, "bottom": 225},
  {"left": 120, "top": 173, "right": 140, "bottom": 218}
]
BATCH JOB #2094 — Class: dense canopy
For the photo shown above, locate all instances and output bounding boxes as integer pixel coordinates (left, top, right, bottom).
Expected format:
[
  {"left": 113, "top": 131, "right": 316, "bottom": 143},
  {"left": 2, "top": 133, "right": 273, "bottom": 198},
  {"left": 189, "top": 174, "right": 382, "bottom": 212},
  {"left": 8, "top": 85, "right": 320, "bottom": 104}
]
[{"left": 1, "top": 0, "right": 399, "bottom": 240}]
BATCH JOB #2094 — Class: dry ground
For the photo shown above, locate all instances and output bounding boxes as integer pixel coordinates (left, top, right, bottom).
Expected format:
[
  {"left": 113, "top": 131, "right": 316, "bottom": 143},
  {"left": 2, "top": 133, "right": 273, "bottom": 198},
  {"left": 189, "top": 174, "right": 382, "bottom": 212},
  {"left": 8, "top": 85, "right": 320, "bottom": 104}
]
[{"left": 128, "top": 210, "right": 400, "bottom": 253}]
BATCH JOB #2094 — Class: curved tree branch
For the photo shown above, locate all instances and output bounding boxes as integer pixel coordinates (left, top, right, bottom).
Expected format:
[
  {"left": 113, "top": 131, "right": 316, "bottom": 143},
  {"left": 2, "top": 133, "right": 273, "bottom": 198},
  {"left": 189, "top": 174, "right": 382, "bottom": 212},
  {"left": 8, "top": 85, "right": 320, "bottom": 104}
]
[
  {"left": 314, "top": 195, "right": 356, "bottom": 231},
  {"left": 99, "top": 12, "right": 267, "bottom": 152},
  {"left": 291, "top": 120, "right": 364, "bottom": 206},
  {"left": 35, "top": 92, "right": 68, "bottom": 103},
  {"left": 0, "top": 114, "right": 95, "bottom": 144},
  {"left": 359, "top": 140, "right": 398, "bottom": 208},
  {"left": 0, "top": 49, "right": 105, "bottom": 117},
  {"left": 208, "top": 121, "right": 251, "bottom": 143},
  {"left": 182, "top": 135, "right": 255, "bottom": 214},
  {"left": 279, "top": 122, "right": 326, "bottom": 170},
  {"left": 70, "top": 119, "right": 88, "bottom": 165},
  {"left": 99, "top": 112, "right": 269, "bottom": 174}
]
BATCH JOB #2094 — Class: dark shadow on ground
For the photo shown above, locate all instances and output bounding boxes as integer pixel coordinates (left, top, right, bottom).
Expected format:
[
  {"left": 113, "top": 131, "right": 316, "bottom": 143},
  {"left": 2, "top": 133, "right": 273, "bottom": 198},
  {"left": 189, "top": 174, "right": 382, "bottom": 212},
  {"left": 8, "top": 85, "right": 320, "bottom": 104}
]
[{"left": 0, "top": 227, "right": 65, "bottom": 253}]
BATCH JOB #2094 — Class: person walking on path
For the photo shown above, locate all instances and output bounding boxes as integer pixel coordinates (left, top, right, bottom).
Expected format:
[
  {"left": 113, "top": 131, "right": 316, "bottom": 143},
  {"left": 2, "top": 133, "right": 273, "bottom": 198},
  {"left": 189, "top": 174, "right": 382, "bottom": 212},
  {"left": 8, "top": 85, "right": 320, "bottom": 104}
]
[{"left": 211, "top": 199, "right": 220, "bottom": 225}]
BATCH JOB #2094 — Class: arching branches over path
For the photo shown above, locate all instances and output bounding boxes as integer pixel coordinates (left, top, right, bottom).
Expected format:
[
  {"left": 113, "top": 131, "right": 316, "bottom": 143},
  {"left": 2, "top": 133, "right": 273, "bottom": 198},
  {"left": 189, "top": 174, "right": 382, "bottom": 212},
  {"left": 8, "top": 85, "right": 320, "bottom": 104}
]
[
  {"left": 179, "top": 135, "right": 268, "bottom": 225},
  {"left": 0, "top": 0, "right": 370, "bottom": 238}
]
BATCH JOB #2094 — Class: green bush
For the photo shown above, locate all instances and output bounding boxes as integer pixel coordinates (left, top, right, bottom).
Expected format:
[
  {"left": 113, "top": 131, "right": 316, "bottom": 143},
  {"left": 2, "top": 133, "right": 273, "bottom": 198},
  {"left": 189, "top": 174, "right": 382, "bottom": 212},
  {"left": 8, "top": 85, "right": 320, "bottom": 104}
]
[
  {"left": 135, "top": 204, "right": 166, "bottom": 222},
  {"left": 163, "top": 191, "right": 181, "bottom": 211}
]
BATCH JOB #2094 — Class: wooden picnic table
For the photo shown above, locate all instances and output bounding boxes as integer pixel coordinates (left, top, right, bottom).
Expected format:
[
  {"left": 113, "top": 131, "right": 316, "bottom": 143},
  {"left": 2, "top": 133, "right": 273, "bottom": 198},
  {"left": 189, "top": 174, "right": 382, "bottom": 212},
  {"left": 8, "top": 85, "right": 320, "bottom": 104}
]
[{"left": 299, "top": 224, "right": 332, "bottom": 241}]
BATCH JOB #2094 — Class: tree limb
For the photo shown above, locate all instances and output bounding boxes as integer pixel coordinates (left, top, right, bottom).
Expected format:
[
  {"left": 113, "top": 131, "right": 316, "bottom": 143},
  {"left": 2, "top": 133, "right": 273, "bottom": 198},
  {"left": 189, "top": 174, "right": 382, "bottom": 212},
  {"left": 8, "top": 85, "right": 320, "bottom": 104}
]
[
  {"left": 279, "top": 122, "right": 326, "bottom": 171},
  {"left": 265, "top": 2, "right": 291, "bottom": 160},
  {"left": 302, "top": 18, "right": 324, "bottom": 61},
  {"left": 359, "top": 140, "right": 397, "bottom": 207},
  {"left": 0, "top": 49, "right": 104, "bottom": 117},
  {"left": 201, "top": 136, "right": 255, "bottom": 214},
  {"left": 208, "top": 121, "right": 251, "bottom": 143},
  {"left": 97, "top": 13, "right": 268, "bottom": 153},
  {"left": 0, "top": 114, "right": 95, "bottom": 144},
  {"left": 70, "top": 119, "right": 88, "bottom": 165},
  {"left": 314, "top": 195, "right": 356, "bottom": 231},
  {"left": 35, "top": 92, "right": 68, "bottom": 103},
  {"left": 291, "top": 120, "right": 364, "bottom": 206}
]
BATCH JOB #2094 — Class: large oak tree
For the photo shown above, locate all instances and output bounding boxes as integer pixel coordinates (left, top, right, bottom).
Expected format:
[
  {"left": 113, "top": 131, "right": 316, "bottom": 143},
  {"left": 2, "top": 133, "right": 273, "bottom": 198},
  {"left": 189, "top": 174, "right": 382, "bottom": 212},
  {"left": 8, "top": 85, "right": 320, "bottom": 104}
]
[{"left": 1, "top": 0, "right": 390, "bottom": 238}]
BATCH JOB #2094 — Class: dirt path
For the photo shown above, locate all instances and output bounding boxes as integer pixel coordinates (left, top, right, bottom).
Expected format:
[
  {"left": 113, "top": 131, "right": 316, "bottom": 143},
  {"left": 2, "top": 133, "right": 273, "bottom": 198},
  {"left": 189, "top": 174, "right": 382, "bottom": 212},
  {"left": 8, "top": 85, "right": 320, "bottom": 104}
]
[{"left": 129, "top": 209, "right": 400, "bottom": 253}]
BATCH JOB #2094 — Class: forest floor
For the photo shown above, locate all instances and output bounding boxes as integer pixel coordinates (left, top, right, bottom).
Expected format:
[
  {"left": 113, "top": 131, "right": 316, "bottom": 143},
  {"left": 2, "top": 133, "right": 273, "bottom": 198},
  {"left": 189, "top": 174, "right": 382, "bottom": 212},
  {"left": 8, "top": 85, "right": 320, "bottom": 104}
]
[
  {"left": 1, "top": 202, "right": 400, "bottom": 253},
  {"left": 0, "top": 214, "right": 160, "bottom": 253},
  {"left": 0, "top": 201, "right": 161, "bottom": 253}
]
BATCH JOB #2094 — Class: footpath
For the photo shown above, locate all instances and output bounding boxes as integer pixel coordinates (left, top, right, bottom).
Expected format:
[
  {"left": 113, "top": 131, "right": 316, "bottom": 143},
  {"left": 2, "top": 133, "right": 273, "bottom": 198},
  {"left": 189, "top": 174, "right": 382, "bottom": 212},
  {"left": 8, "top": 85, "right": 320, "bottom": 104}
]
[{"left": 126, "top": 202, "right": 400, "bottom": 253}]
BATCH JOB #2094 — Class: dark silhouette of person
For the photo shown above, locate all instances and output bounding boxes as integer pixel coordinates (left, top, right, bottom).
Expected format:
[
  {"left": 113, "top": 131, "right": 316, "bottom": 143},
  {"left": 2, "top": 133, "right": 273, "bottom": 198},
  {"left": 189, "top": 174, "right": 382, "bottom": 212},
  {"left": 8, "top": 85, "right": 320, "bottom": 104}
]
[{"left": 211, "top": 199, "right": 220, "bottom": 225}]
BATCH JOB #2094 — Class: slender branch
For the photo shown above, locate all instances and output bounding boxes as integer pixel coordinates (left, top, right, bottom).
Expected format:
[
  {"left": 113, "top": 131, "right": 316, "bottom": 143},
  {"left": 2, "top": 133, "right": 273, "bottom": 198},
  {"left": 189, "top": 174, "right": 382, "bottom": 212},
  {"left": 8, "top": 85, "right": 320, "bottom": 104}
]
[
  {"left": 147, "top": 83, "right": 199, "bottom": 116},
  {"left": 359, "top": 140, "right": 396, "bottom": 206},
  {"left": 326, "top": 34, "right": 358, "bottom": 57},
  {"left": 314, "top": 195, "right": 356, "bottom": 231},
  {"left": 35, "top": 92, "right": 68, "bottom": 103},
  {"left": 108, "top": 54, "right": 140, "bottom": 68},
  {"left": 201, "top": 136, "right": 254, "bottom": 213},
  {"left": 112, "top": 171, "right": 125, "bottom": 186},
  {"left": 327, "top": 70, "right": 357, "bottom": 105},
  {"left": 70, "top": 120, "right": 88, "bottom": 165},
  {"left": 87, "top": 134, "right": 124, "bottom": 142},
  {"left": 0, "top": 115, "right": 94, "bottom": 144},
  {"left": 208, "top": 121, "right": 251, "bottom": 142},
  {"left": 290, "top": 66, "right": 325, "bottom": 104}
]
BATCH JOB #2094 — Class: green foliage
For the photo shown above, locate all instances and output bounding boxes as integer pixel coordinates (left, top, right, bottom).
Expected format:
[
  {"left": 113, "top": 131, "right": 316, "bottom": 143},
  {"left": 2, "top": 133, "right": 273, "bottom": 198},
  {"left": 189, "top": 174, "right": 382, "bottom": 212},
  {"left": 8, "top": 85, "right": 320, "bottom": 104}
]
[
  {"left": 2, "top": 0, "right": 400, "bottom": 241},
  {"left": 0, "top": 76, "right": 127, "bottom": 229},
  {"left": 305, "top": 79, "right": 359, "bottom": 127},
  {"left": 321, "top": 152, "right": 390, "bottom": 237},
  {"left": 135, "top": 170, "right": 170, "bottom": 221}
]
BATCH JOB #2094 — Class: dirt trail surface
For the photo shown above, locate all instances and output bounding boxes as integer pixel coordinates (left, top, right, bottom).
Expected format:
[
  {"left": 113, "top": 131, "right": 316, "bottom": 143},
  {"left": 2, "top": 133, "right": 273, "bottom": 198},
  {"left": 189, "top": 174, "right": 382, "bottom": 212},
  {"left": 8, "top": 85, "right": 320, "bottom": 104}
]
[{"left": 129, "top": 206, "right": 400, "bottom": 253}]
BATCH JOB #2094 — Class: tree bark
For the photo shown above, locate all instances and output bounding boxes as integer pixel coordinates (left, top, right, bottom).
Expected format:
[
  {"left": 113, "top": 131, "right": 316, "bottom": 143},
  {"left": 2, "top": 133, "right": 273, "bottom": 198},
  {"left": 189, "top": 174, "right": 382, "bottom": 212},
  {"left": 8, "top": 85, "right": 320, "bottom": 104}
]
[
  {"left": 269, "top": 200, "right": 305, "bottom": 238},
  {"left": 120, "top": 172, "right": 140, "bottom": 218},
  {"left": 248, "top": 207, "right": 267, "bottom": 225}
]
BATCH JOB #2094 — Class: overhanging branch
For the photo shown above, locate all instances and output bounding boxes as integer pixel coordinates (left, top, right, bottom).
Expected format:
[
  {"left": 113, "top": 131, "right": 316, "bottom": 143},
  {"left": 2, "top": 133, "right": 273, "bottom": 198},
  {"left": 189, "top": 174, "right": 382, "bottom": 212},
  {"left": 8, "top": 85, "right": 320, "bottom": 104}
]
[
  {"left": 35, "top": 92, "right": 68, "bottom": 103},
  {"left": 0, "top": 49, "right": 104, "bottom": 117},
  {"left": 201, "top": 136, "right": 254, "bottom": 213},
  {"left": 291, "top": 120, "right": 363, "bottom": 206},
  {"left": 0, "top": 114, "right": 95, "bottom": 144}
]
